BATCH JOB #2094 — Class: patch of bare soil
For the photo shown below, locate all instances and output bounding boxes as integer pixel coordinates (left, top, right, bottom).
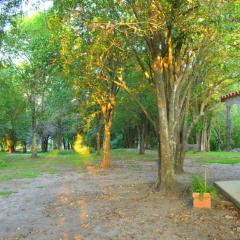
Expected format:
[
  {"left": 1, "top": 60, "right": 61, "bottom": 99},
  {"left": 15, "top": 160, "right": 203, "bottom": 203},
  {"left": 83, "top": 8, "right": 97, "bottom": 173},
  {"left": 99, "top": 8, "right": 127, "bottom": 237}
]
[{"left": 0, "top": 159, "right": 239, "bottom": 240}]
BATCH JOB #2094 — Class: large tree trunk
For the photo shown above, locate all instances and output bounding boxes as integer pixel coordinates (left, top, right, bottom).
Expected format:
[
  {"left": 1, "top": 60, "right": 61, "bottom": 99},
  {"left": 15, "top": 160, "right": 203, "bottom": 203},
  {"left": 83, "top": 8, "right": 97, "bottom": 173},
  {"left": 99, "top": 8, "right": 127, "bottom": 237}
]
[
  {"left": 150, "top": 34, "right": 191, "bottom": 190},
  {"left": 154, "top": 70, "right": 175, "bottom": 190}
]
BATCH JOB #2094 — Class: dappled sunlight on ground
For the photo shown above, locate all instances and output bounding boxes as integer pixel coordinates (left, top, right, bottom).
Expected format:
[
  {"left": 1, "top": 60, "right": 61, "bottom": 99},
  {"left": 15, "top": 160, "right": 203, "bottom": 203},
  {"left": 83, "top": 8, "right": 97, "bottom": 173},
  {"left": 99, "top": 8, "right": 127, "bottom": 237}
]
[
  {"left": 0, "top": 151, "right": 240, "bottom": 239},
  {"left": 48, "top": 173, "right": 91, "bottom": 239},
  {"left": 78, "top": 199, "right": 89, "bottom": 228}
]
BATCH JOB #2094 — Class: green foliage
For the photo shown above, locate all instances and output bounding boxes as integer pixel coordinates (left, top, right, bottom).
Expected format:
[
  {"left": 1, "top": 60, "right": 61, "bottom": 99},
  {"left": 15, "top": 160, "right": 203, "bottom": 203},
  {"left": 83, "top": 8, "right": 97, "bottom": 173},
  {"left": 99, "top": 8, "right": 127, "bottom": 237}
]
[
  {"left": 111, "top": 134, "right": 124, "bottom": 149},
  {"left": 191, "top": 175, "right": 217, "bottom": 198},
  {"left": 0, "top": 160, "right": 7, "bottom": 168}
]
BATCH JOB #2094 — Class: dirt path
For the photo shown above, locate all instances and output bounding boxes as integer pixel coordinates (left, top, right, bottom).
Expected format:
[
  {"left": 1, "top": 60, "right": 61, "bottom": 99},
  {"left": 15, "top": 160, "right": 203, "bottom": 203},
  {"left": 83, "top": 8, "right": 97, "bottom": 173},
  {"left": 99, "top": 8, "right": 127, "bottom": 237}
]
[{"left": 0, "top": 159, "right": 239, "bottom": 240}]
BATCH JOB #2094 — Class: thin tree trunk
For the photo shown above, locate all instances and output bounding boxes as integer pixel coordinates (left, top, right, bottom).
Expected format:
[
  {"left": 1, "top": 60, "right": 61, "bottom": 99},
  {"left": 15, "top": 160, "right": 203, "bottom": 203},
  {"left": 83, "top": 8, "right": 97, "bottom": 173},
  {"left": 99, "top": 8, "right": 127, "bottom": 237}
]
[
  {"left": 41, "top": 136, "right": 49, "bottom": 152},
  {"left": 139, "top": 122, "right": 146, "bottom": 154},
  {"left": 96, "top": 130, "right": 101, "bottom": 156},
  {"left": 56, "top": 121, "right": 62, "bottom": 150},
  {"left": 23, "top": 140, "right": 27, "bottom": 153},
  {"left": 101, "top": 115, "right": 112, "bottom": 168},
  {"left": 145, "top": 121, "right": 151, "bottom": 150},
  {"left": 31, "top": 105, "right": 37, "bottom": 158},
  {"left": 199, "top": 117, "right": 212, "bottom": 152},
  {"left": 67, "top": 139, "right": 71, "bottom": 150},
  {"left": 63, "top": 137, "right": 67, "bottom": 150},
  {"left": 125, "top": 128, "right": 135, "bottom": 148}
]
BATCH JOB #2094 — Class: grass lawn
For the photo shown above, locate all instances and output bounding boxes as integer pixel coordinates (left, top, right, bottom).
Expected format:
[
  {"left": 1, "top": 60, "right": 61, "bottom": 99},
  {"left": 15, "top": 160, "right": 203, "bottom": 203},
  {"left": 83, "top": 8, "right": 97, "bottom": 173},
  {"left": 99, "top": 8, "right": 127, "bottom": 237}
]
[
  {"left": 0, "top": 149, "right": 239, "bottom": 184},
  {"left": 111, "top": 149, "right": 158, "bottom": 161},
  {"left": 0, "top": 191, "right": 15, "bottom": 197},
  {"left": 0, "top": 150, "right": 98, "bottom": 182},
  {"left": 0, "top": 149, "right": 158, "bottom": 183},
  {"left": 199, "top": 159, "right": 240, "bottom": 164},
  {"left": 186, "top": 151, "right": 240, "bottom": 164}
]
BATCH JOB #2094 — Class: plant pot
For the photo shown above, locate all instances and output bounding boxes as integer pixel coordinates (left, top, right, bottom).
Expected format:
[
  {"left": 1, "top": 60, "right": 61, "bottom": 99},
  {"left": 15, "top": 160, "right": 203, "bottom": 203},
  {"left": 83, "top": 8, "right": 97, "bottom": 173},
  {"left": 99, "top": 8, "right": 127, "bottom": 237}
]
[{"left": 192, "top": 192, "right": 211, "bottom": 209}]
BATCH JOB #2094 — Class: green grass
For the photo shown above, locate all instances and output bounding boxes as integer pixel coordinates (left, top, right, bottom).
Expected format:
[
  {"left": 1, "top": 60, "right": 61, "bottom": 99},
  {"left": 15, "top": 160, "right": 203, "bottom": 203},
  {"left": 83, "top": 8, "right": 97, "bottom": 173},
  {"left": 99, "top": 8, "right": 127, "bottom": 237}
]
[
  {"left": 186, "top": 151, "right": 240, "bottom": 158},
  {"left": 111, "top": 148, "right": 158, "bottom": 161},
  {"left": 0, "top": 150, "right": 97, "bottom": 182},
  {"left": 198, "top": 158, "right": 240, "bottom": 164},
  {"left": 0, "top": 149, "right": 158, "bottom": 182},
  {"left": 1, "top": 149, "right": 238, "bottom": 183},
  {"left": 186, "top": 151, "right": 240, "bottom": 164},
  {"left": 0, "top": 191, "right": 15, "bottom": 197}
]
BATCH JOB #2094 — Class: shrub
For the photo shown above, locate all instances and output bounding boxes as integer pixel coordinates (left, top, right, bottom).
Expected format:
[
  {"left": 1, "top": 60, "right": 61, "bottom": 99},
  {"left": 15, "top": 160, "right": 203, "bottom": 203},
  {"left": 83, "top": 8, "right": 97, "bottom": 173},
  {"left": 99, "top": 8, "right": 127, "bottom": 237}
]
[{"left": 191, "top": 175, "right": 217, "bottom": 198}]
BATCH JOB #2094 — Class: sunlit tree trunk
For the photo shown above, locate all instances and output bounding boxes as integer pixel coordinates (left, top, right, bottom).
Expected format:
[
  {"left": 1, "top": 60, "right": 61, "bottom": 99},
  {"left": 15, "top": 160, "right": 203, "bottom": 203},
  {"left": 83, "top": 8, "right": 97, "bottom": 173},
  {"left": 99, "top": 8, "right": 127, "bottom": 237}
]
[
  {"left": 101, "top": 107, "right": 113, "bottom": 168},
  {"left": 149, "top": 29, "right": 193, "bottom": 190},
  {"left": 100, "top": 91, "right": 116, "bottom": 168},
  {"left": 102, "top": 119, "right": 112, "bottom": 168},
  {"left": 5, "top": 137, "right": 15, "bottom": 153}
]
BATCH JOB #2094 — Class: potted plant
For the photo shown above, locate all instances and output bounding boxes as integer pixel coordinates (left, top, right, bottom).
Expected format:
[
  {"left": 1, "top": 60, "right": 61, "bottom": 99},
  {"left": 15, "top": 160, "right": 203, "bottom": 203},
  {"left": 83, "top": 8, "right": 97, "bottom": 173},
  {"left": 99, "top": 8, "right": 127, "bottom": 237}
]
[{"left": 191, "top": 173, "right": 216, "bottom": 209}]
